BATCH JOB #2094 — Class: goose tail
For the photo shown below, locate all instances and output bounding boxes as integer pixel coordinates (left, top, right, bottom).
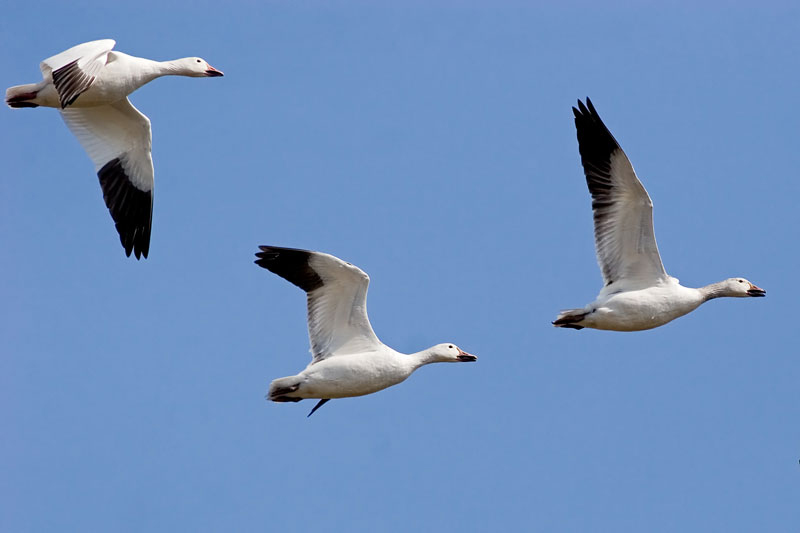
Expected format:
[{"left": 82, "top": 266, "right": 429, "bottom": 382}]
[
  {"left": 268, "top": 376, "right": 303, "bottom": 402},
  {"left": 6, "top": 83, "right": 40, "bottom": 108},
  {"left": 552, "top": 309, "right": 588, "bottom": 330}
]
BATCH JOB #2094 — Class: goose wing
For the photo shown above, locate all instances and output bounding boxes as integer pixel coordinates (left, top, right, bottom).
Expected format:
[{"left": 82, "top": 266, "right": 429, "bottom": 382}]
[
  {"left": 40, "top": 39, "right": 116, "bottom": 108},
  {"left": 573, "top": 98, "right": 668, "bottom": 286},
  {"left": 61, "top": 97, "right": 153, "bottom": 259},
  {"left": 255, "top": 246, "right": 382, "bottom": 364}
]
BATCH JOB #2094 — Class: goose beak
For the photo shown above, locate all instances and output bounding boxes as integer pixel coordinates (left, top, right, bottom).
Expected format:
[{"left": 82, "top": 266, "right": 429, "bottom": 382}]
[
  {"left": 456, "top": 348, "right": 477, "bottom": 362},
  {"left": 205, "top": 65, "right": 224, "bottom": 77},
  {"left": 746, "top": 283, "right": 766, "bottom": 297}
]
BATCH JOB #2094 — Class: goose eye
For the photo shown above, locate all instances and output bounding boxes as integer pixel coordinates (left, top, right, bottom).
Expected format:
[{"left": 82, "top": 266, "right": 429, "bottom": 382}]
[
  {"left": 448, "top": 345, "right": 454, "bottom": 349},
  {"left": 196, "top": 59, "right": 201, "bottom": 63}
]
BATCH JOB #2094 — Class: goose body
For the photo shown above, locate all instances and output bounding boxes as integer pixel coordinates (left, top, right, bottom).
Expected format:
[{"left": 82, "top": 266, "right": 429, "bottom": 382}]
[
  {"left": 276, "top": 349, "right": 419, "bottom": 400},
  {"left": 553, "top": 99, "right": 765, "bottom": 332},
  {"left": 568, "top": 278, "right": 705, "bottom": 332},
  {"left": 6, "top": 39, "right": 223, "bottom": 259},
  {"left": 255, "top": 246, "right": 477, "bottom": 416}
]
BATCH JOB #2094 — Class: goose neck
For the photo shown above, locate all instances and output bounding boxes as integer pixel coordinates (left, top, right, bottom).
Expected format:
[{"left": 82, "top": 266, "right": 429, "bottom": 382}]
[{"left": 698, "top": 281, "right": 728, "bottom": 301}]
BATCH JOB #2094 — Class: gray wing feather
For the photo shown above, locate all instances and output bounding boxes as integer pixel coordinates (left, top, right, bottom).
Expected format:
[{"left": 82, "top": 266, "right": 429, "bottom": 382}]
[
  {"left": 573, "top": 98, "right": 668, "bottom": 286},
  {"left": 255, "top": 247, "right": 382, "bottom": 364}
]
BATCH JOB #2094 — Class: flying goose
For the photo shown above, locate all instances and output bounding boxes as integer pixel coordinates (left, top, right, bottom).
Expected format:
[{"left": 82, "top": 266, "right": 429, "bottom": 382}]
[
  {"left": 6, "top": 39, "right": 223, "bottom": 259},
  {"left": 553, "top": 98, "right": 765, "bottom": 331},
  {"left": 255, "top": 246, "right": 477, "bottom": 416}
]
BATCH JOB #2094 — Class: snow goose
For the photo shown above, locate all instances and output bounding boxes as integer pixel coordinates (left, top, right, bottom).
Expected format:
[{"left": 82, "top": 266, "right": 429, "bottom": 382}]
[
  {"left": 255, "top": 246, "right": 477, "bottom": 416},
  {"left": 553, "top": 98, "right": 765, "bottom": 332},
  {"left": 6, "top": 39, "right": 223, "bottom": 259}
]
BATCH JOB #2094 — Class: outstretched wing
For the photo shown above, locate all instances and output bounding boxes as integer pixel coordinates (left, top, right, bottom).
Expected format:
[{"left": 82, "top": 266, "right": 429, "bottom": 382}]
[
  {"left": 41, "top": 39, "right": 115, "bottom": 108},
  {"left": 573, "top": 98, "right": 668, "bottom": 286},
  {"left": 255, "top": 246, "right": 382, "bottom": 364},
  {"left": 61, "top": 98, "right": 154, "bottom": 259}
]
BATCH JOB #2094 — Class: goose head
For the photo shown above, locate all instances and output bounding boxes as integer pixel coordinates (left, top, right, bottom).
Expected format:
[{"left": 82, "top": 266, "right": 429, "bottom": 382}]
[
  {"left": 723, "top": 278, "right": 766, "bottom": 297},
  {"left": 427, "top": 343, "right": 478, "bottom": 363},
  {"left": 174, "top": 57, "right": 224, "bottom": 77}
]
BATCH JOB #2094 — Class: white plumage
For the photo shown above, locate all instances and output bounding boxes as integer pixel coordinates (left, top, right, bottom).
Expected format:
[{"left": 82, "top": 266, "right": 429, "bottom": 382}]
[
  {"left": 553, "top": 99, "right": 765, "bottom": 331},
  {"left": 6, "top": 39, "right": 223, "bottom": 259},
  {"left": 255, "top": 246, "right": 477, "bottom": 416}
]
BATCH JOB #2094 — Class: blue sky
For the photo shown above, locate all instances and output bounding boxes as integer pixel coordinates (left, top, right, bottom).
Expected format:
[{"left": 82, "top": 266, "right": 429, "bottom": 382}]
[{"left": 2, "top": 2, "right": 798, "bottom": 531}]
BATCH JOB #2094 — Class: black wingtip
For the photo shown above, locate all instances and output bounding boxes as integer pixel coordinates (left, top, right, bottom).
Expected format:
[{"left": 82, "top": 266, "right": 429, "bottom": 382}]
[
  {"left": 574, "top": 97, "right": 606, "bottom": 125},
  {"left": 573, "top": 97, "right": 619, "bottom": 154},
  {"left": 128, "top": 245, "right": 148, "bottom": 260},
  {"left": 254, "top": 245, "right": 324, "bottom": 292},
  {"left": 574, "top": 97, "right": 595, "bottom": 118},
  {"left": 98, "top": 158, "right": 153, "bottom": 261}
]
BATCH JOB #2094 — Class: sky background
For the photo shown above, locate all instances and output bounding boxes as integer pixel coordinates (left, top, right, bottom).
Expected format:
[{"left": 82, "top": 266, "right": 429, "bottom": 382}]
[{"left": 2, "top": 2, "right": 798, "bottom": 531}]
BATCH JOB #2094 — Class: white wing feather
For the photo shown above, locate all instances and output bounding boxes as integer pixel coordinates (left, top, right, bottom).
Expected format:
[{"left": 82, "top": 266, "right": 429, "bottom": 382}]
[
  {"left": 305, "top": 252, "right": 382, "bottom": 363},
  {"left": 40, "top": 39, "right": 116, "bottom": 75},
  {"left": 60, "top": 98, "right": 153, "bottom": 192},
  {"left": 573, "top": 99, "right": 668, "bottom": 289},
  {"left": 40, "top": 39, "right": 115, "bottom": 107}
]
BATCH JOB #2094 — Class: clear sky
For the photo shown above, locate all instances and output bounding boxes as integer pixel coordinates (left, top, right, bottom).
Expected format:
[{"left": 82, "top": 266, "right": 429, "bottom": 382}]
[{"left": 2, "top": 2, "right": 798, "bottom": 532}]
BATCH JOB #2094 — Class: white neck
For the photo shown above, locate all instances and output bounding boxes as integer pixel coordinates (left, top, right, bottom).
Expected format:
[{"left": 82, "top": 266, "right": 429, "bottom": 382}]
[
  {"left": 407, "top": 346, "right": 443, "bottom": 370},
  {"left": 150, "top": 59, "right": 186, "bottom": 77},
  {"left": 128, "top": 57, "right": 191, "bottom": 86},
  {"left": 698, "top": 280, "right": 732, "bottom": 301}
]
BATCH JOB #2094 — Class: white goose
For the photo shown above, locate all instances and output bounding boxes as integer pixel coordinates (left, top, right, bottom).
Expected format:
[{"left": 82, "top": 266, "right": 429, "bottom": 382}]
[
  {"left": 255, "top": 246, "right": 477, "bottom": 416},
  {"left": 6, "top": 39, "right": 224, "bottom": 259},
  {"left": 553, "top": 98, "right": 765, "bottom": 332}
]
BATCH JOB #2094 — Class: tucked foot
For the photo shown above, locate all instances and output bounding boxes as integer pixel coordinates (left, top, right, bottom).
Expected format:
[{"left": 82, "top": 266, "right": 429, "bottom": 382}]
[
  {"left": 271, "top": 395, "right": 302, "bottom": 403},
  {"left": 269, "top": 382, "right": 301, "bottom": 400},
  {"left": 307, "top": 399, "right": 330, "bottom": 417},
  {"left": 552, "top": 309, "right": 589, "bottom": 329},
  {"left": 6, "top": 91, "right": 39, "bottom": 108}
]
